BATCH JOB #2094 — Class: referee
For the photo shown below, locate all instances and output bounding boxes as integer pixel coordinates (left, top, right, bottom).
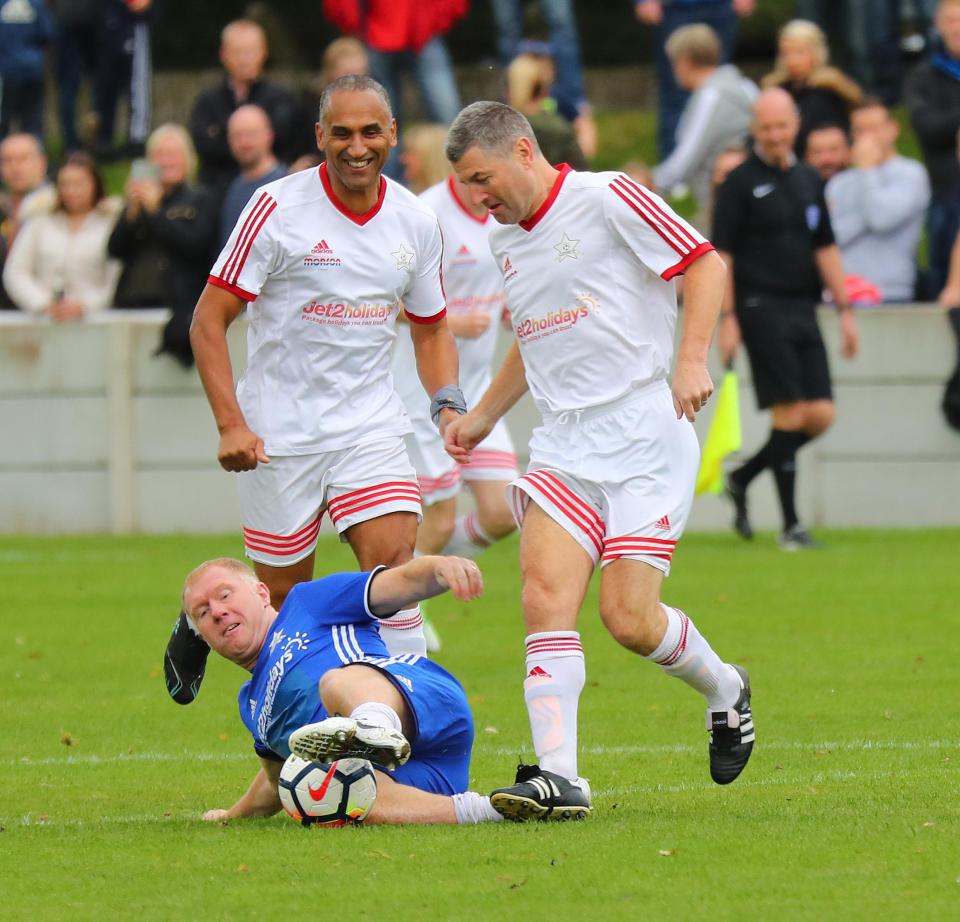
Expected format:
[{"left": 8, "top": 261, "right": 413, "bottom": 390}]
[{"left": 712, "top": 87, "right": 858, "bottom": 549}]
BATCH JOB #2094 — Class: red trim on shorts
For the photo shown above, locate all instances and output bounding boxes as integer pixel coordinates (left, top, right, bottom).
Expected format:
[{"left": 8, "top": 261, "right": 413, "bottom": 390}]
[
  {"left": 519, "top": 164, "right": 573, "bottom": 231},
  {"left": 327, "top": 482, "right": 421, "bottom": 524},
  {"left": 463, "top": 450, "right": 517, "bottom": 470},
  {"left": 207, "top": 275, "right": 256, "bottom": 301},
  {"left": 520, "top": 470, "right": 605, "bottom": 556},
  {"left": 243, "top": 512, "right": 323, "bottom": 556},
  {"left": 602, "top": 534, "right": 677, "bottom": 563},
  {"left": 661, "top": 242, "right": 715, "bottom": 281},
  {"left": 405, "top": 306, "right": 447, "bottom": 325},
  {"left": 320, "top": 162, "right": 386, "bottom": 226}
]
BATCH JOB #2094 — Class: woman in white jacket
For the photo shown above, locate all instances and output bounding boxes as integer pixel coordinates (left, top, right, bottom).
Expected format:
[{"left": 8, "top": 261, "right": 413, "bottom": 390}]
[{"left": 3, "top": 153, "right": 121, "bottom": 320}]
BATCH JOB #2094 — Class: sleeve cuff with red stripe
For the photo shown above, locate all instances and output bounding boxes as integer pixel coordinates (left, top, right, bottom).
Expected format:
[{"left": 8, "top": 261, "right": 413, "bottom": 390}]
[
  {"left": 208, "top": 275, "right": 257, "bottom": 301},
  {"left": 405, "top": 306, "right": 447, "bottom": 325},
  {"left": 660, "top": 242, "right": 715, "bottom": 281}
]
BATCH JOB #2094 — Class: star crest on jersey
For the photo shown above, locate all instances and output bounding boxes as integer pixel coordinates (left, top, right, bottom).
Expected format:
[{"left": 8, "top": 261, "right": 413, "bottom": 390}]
[
  {"left": 554, "top": 233, "right": 580, "bottom": 261},
  {"left": 268, "top": 629, "right": 286, "bottom": 655},
  {"left": 392, "top": 243, "right": 415, "bottom": 271}
]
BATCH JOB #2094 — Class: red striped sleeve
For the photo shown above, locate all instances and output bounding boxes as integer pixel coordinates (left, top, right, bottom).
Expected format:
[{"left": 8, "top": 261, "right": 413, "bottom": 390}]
[
  {"left": 405, "top": 307, "right": 447, "bottom": 324},
  {"left": 208, "top": 275, "right": 256, "bottom": 301},
  {"left": 217, "top": 192, "right": 277, "bottom": 286},
  {"left": 609, "top": 175, "right": 701, "bottom": 256},
  {"left": 661, "top": 241, "right": 715, "bottom": 281}
]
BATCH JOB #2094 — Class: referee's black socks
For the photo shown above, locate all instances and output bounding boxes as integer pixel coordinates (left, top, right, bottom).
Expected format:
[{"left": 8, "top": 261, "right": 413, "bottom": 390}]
[{"left": 732, "top": 429, "right": 811, "bottom": 529}]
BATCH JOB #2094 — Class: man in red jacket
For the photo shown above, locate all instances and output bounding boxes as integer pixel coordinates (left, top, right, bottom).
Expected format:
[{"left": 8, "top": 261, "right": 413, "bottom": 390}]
[{"left": 322, "top": 1, "right": 465, "bottom": 132}]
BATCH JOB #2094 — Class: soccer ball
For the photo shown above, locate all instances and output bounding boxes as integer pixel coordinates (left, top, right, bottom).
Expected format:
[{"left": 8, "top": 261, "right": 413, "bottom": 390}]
[{"left": 278, "top": 755, "right": 378, "bottom": 827}]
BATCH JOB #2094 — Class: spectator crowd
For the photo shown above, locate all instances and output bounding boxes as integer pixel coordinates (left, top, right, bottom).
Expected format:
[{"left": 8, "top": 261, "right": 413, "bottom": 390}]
[{"left": 2, "top": 1, "right": 960, "bottom": 373}]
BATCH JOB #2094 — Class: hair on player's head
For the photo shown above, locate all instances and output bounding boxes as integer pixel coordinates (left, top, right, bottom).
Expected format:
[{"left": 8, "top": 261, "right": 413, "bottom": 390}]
[
  {"left": 181, "top": 557, "right": 259, "bottom": 629},
  {"left": 317, "top": 74, "right": 393, "bottom": 127},
  {"left": 445, "top": 101, "right": 541, "bottom": 163}
]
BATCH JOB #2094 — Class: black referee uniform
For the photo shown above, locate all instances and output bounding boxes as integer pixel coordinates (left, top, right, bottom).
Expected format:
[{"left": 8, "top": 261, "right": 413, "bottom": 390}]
[
  {"left": 712, "top": 152, "right": 834, "bottom": 409},
  {"left": 712, "top": 152, "right": 836, "bottom": 546}
]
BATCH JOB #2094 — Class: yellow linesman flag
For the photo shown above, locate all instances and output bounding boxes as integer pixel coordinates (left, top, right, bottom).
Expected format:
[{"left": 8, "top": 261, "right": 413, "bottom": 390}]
[{"left": 695, "top": 369, "right": 742, "bottom": 495}]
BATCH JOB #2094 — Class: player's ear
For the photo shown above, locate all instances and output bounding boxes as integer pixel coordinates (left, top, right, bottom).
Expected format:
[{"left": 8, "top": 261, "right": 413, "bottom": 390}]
[
  {"left": 515, "top": 136, "right": 534, "bottom": 166},
  {"left": 256, "top": 581, "right": 272, "bottom": 608},
  {"left": 388, "top": 118, "right": 398, "bottom": 149},
  {"left": 315, "top": 122, "right": 325, "bottom": 153}
]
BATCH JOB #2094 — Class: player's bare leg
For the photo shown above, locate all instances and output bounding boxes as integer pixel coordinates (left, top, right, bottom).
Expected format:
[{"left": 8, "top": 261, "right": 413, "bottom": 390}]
[
  {"left": 411, "top": 498, "right": 456, "bottom": 651},
  {"left": 415, "top": 497, "right": 457, "bottom": 554},
  {"left": 599, "top": 558, "right": 754, "bottom": 784},
  {"left": 344, "top": 511, "right": 428, "bottom": 655},
  {"left": 291, "top": 664, "right": 414, "bottom": 769},
  {"left": 366, "top": 772, "right": 502, "bottom": 826},
  {"left": 489, "top": 501, "right": 594, "bottom": 821},
  {"left": 443, "top": 479, "right": 516, "bottom": 558},
  {"left": 253, "top": 553, "right": 316, "bottom": 611}
]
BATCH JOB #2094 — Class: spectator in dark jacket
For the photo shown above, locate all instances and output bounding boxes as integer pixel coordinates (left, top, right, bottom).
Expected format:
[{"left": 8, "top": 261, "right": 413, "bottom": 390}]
[
  {"left": 109, "top": 123, "right": 216, "bottom": 366},
  {"left": 188, "top": 19, "right": 296, "bottom": 201},
  {"left": 0, "top": 0, "right": 53, "bottom": 140},
  {"left": 218, "top": 105, "right": 285, "bottom": 247},
  {"left": 906, "top": 0, "right": 960, "bottom": 292},
  {"left": 762, "top": 18, "right": 862, "bottom": 158},
  {"left": 94, "top": 0, "right": 156, "bottom": 159},
  {"left": 50, "top": 0, "right": 99, "bottom": 152}
]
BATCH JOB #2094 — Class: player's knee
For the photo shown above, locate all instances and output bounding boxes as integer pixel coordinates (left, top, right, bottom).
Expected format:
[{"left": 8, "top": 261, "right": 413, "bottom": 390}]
[
  {"left": 521, "top": 574, "right": 569, "bottom": 627},
  {"left": 318, "top": 669, "right": 348, "bottom": 713},
  {"left": 804, "top": 401, "right": 835, "bottom": 436},
  {"left": 477, "top": 505, "right": 516, "bottom": 540},
  {"left": 599, "top": 597, "right": 663, "bottom": 655},
  {"left": 378, "top": 542, "right": 415, "bottom": 568}
]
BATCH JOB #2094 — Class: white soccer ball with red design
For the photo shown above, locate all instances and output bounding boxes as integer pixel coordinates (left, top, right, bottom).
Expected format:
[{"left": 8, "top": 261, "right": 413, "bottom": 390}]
[{"left": 278, "top": 755, "right": 378, "bottom": 826}]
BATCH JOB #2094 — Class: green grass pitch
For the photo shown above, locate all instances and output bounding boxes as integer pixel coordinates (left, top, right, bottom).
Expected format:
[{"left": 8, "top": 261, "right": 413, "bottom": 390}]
[{"left": 2, "top": 530, "right": 957, "bottom": 920}]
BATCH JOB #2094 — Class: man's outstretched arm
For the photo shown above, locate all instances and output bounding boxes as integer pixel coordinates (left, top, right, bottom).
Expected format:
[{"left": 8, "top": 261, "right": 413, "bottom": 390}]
[
  {"left": 202, "top": 757, "right": 282, "bottom": 821},
  {"left": 369, "top": 556, "right": 484, "bottom": 615}
]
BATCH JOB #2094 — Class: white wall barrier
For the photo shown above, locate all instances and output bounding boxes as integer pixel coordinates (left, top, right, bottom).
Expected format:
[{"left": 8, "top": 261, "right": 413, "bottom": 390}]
[{"left": 1, "top": 307, "right": 958, "bottom": 534}]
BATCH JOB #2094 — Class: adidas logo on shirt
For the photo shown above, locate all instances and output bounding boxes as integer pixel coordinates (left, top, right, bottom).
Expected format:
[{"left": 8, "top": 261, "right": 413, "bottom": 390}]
[{"left": 312, "top": 239, "right": 334, "bottom": 254}]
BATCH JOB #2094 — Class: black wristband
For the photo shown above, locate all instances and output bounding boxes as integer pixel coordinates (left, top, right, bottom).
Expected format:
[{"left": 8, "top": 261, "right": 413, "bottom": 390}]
[{"left": 430, "top": 385, "right": 467, "bottom": 427}]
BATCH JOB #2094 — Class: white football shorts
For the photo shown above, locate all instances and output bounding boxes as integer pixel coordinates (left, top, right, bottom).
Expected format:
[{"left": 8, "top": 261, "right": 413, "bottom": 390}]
[
  {"left": 507, "top": 381, "right": 698, "bottom": 575},
  {"left": 238, "top": 436, "right": 422, "bottom": 566},
  {"left": 405, "top": 414, "right": 519, "bottom": 506}
]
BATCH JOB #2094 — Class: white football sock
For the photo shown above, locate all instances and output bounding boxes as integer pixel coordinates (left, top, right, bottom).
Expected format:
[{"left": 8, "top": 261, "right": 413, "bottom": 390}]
[
  {"left": 452, "top": 791, "right": 503, "bottom": 824},
  {"left": 646, "top": 604, "right": 741, "bottom": 709},
  {"left": 349, "top": 701, "right": 402, "bottom": 733},
  {"left": 377, "top": 605, "right": 427, "bottom": 657},
  {"left": 442, "top": 512, "right": 492, "bottom": 559},
  {"left": 523, "top": 631, "right": 585, "bottom": 781}
]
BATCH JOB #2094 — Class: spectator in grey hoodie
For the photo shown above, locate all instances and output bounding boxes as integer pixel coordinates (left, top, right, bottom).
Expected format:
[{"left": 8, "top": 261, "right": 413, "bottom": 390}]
[
  {"left": 652, "top": 23, "right": 756, "bottom": 232},
  {"left": 825, "top": 99, "right": 930, "bottom": 303}
]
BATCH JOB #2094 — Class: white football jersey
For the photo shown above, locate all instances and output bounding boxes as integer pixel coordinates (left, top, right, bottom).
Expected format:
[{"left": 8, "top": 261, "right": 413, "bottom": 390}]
[
  {"left": 209, "top": 163, "right": 447, "bottom": 455},
  {"left": 488, "top": 165, "right": 713, "bottom": 416},
  {"left": 392, "top": 177, "right": 506, "bottom": 418}
]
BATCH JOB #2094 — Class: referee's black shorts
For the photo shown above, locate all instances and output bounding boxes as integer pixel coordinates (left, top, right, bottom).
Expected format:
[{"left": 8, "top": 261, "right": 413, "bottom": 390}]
[{"left": 735, "top": 295, "right": 832, "bottom": 410}]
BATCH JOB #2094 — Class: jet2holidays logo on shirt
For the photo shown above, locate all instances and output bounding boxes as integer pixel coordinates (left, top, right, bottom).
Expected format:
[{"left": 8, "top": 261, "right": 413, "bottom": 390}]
[
  {"left": 515, "top": 292, "right": 599, "bottom": 343},
  {"left": 301, "top": 297, "right": 396, "bottom": 327}
]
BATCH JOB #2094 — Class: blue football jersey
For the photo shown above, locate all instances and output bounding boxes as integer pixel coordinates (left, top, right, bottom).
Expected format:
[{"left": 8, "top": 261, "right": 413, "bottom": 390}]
[{"left": 238, "top": 569, "right": 390, "bottom": 760}]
